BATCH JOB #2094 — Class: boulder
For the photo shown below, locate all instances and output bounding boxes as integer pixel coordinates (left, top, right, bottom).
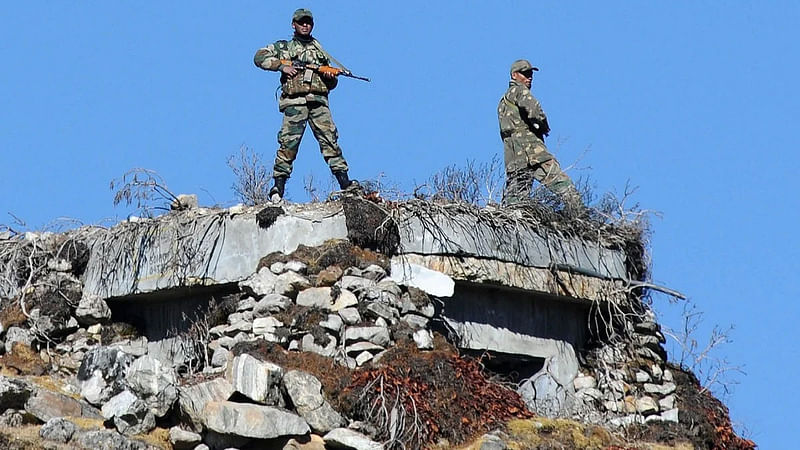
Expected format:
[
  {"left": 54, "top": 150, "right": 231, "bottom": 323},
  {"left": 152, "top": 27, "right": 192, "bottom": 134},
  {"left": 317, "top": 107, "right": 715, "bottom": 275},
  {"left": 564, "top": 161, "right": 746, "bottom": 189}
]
[
  {"left": 254, "top": 293, "right": 292, "bottom": 316},
  {"left": 253, "top": 316, "right": 284, "bottom": 335},
  {"left": 125, "top": 354, "right": 178, "bottom": 417},
  {"left": 78, "top": 346, "right": 134, "bottom": 405},
  {"left": 39, "top": 417, "right": 78, "bottom": 444},
  {"left": 75, "top": 294, "right": 112, "bottom": 325},
  {"left": 240, "top": 267, "right": 278, "bottom": 297},
  {"left": 168, "top": 426, "right": 202, "bottom": 449},
  {"left": 323, "top": 428, "right": 383, "bottom": 450},
  {"left": 344, "top": 326, "right": 391, "bottom": 346},
  {"left": 412, "top": 330, "right": 433, "bottom": 350},
  {"left": 25, "top": 387, "right": 98, "bottom": 422},
  {"left": 331, "top": 289, "right": 359, "bottom": 312},
  {"left": 4, "top": 326, "right": 33, "bottom": 354},
  {"left": 320, "top": 314, "right": 344, "bottom": 333},
  {"left": 72, "top": 429, "right": 158, "bottom": 450},
  {"left": 275, "top": 271, "right": 312, "bottom": 298},
  {"left": 227, "top": 353, "right": 285, "bottom": 405},
  {"left": 316, "top": 266, "right": 343, "bottom": 287},
  {"left": 202, "top": 400, "right": 310, "bottom": 439},
  {"left": 296, "top": 287, "right": 334, "bottom": 310},
  {"left": 302, "top": 333, "right": 337, "bottom": 358},
  {"left": 283, "top": 370, "right": 344, "bottom": 433},
  {"left": 0, "top": 375, "right": 33, "bottom": 411},
  {"left": 178, "top": 377, "right": 234, "bottom": 431},
  {"left": 337, "top": 307, "right": 361, "bottom": 325}
]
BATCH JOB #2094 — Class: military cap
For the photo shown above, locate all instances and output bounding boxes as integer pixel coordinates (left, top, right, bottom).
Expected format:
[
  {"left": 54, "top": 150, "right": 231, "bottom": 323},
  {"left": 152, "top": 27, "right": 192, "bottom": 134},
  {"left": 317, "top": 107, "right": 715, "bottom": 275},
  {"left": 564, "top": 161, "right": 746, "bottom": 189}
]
[
  {"left": 510, "top": 59, "right": 539, "bottom": 75},
  {"left": 292, "top": 8, "right": 313, "bottom": 22}
]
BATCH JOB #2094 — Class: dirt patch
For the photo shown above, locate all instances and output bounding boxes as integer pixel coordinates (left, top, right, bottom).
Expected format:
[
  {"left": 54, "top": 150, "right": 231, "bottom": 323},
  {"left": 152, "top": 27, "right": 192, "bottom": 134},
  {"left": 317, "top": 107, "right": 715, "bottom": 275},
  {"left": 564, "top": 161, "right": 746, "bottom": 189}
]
[{"left": 0, "top": 301, "right": 26, "bottom": 330}]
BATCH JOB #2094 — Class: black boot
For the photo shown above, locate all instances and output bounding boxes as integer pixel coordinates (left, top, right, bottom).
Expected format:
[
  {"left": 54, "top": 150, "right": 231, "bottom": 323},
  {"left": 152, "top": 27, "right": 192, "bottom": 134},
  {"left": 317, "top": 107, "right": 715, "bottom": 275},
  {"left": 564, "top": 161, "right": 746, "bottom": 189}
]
[
  {"left": 269, "top": 176, "right": 287, "bottom": 202},
  {"left": 333, "top": 171, "right": 358, "bottom": 190}
]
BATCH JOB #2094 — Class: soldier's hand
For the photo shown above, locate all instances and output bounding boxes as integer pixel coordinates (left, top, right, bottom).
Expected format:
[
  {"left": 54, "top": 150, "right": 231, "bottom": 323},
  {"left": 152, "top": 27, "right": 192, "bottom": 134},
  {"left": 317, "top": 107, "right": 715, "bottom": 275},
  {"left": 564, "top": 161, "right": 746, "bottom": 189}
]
[{"left": 281, "top": 65, "right": 298, "bottom": 77}]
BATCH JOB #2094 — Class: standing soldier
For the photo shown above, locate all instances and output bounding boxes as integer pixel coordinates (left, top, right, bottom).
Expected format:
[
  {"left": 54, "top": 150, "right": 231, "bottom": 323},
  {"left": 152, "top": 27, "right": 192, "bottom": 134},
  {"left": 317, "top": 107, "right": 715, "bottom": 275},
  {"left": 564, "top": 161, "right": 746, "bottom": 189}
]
[
  {"left": 498, "top": 59, "right": 584, "bottom": 209},
  {"left": 254, "top": 8, "right": 358, "bottom": 202}
]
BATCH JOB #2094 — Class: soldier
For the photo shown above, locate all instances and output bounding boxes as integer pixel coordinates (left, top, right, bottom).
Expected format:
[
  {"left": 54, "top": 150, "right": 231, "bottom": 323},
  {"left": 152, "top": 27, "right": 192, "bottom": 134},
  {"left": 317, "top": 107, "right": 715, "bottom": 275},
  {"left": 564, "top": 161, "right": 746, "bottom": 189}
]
[
  {"left": 254, "top": 8, "right": 357, "bottom": 202},
  {"left": 498, "top": 59, "right": 584, "bottom": 209}
]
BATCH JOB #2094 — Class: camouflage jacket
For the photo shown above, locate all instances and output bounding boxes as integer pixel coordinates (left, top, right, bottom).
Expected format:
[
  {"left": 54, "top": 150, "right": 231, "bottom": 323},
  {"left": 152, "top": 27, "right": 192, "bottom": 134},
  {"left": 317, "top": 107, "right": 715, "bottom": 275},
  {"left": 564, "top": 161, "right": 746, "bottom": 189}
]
[
  {"left": 254, "top": 36, "right": 338, "bottom": 107},
  {"left": 497, "top": 80, "right": 550, "bottom": 140}
]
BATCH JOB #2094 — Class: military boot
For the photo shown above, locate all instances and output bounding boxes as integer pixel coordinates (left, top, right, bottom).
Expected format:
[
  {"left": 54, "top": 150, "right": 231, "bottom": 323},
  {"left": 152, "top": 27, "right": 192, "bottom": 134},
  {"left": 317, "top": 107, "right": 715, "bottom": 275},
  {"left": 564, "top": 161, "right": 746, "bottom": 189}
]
[
  {"left": 269, "top": 176, "right": 287, "bottom": 203},
  {"left": 333, "top": 171, "right": 360, "bottom": 191}
]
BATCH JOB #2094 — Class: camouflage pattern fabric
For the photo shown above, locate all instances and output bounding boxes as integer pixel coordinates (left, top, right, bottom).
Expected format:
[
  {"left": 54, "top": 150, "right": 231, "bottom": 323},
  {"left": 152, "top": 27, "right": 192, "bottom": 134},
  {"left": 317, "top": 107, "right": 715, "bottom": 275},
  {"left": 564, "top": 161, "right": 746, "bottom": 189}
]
[
  {"left": 254, "top": 36, "right": 350, "bottom": 179},
  {"left": 254, "top": 37, "right": 337, "bottom": 102},
  {"left": 273, "top": 103, "right": 348, "bottom": 178},
  {"left": 498, "top": 80, "right": 582, "bottom": 207}
]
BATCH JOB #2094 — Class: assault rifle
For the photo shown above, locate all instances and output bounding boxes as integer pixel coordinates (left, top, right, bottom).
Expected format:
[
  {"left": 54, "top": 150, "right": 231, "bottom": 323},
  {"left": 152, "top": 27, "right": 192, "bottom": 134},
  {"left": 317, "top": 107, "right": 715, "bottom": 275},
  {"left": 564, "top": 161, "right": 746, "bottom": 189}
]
[{"left": 279, "top": 59, "right": 370, "bottom": 82}]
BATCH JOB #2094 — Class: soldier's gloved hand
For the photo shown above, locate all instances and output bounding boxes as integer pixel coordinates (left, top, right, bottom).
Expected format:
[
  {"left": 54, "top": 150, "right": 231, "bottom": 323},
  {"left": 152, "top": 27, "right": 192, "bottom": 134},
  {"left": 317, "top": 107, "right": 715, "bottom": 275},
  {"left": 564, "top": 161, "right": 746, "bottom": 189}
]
[{"left": 280, "top": 65, "right": 298, "bottom": 77}]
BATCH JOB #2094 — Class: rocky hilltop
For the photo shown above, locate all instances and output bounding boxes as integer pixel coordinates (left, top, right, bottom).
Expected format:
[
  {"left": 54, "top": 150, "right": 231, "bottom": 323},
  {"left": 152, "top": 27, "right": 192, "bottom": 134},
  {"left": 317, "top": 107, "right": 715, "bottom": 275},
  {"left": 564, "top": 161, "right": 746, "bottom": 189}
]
[{"left": 0, "top": 196, "right": 753, "bottom": 449}]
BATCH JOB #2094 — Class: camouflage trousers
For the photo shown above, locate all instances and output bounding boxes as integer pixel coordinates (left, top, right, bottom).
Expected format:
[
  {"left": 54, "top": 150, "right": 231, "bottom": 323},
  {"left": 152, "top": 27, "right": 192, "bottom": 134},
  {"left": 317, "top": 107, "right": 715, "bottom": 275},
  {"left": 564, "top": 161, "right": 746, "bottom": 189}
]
[
  {"left": 502, "top": 133, "right": 582, "bottom": 207},
  {"left": 273, "top": 102, "right": 349, "bottom": 179}
]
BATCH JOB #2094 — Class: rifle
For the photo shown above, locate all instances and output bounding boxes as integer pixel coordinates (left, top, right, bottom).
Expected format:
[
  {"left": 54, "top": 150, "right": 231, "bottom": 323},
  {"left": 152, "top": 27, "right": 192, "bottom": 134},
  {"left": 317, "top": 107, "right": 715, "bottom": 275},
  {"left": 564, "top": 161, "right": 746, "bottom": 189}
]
[{"left": 279, "top": 59, "right": 370, "bottom": 82}]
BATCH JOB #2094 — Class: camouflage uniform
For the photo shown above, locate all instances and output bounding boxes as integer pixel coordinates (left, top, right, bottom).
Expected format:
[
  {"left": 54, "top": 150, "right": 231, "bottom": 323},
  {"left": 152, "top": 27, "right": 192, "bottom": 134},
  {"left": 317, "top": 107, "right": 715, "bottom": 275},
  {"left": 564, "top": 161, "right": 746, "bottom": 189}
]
[
  {"left": 254, "top": 36, "right": 349, "bottom": 179},
  {"left": 498, "top": 79, "right": 582, "bottom": 207}
]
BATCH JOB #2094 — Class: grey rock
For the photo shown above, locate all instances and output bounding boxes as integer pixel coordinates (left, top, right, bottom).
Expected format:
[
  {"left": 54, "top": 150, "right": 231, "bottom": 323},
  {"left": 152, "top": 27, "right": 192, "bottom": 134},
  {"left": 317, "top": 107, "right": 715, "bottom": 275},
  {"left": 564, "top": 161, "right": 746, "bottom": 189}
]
[
  {"left": 254, "top": 293, "right": 292, "bottom": 316},
  {"left": 203, "top": 400, "right": 310, "bottom": 439},
  {"left": 331, "top": 289, "right": 359, "bottom": 311},
  {"left": 412, "top": 329, "right": 433, "bottom": 350},
  {"left": 25, "top": 387, "right": 94, "bottom": 422},
  {"left": 659, "top": 394, "right": 675, "bottom": 410},
  {"left": 635, "top": 371, "right": 651, "bottom": 383},
  {"left": 365, "top": 302, "right": 398, "bottom": 322},
  {"left": 644, "top": 382, "right": 676, "bottom": 396},
  {"left": 178, "top": 377, "right": 235, "bottom": 431},
  {"left": 302, "top": 333, "right": 337, "bottom": 358},
  {"left": 171, "top": 194, "right": 198, "bottom": 210},
  {"left": 338, "top": 307, "right": 361, "bottom": 325},
  {"left": 271, "top": 261, "right": 287, "bottom": 274},
  {"left": 0, "top": 375, "right": 32, "bottom": 410},
  {"left": 389, "top": 261, "right": 454, "bottom": 297},
  {"left": 339, "top": 275, "right": 376, "bottom": 294},
  {"left": 0, "top": 409, "right": 26, "bottom": 427},
  {"left": 285, "top": 260, "right": 308, "bottom": 274},
  {"left": 253, "top": 316, "right": 284, "bottom": 335},
  {"left": 275, "top": 271, "right": 311, "bottom": 298},
  {"left": 283, "top": 370, "right": 344, "bottom": 433},
  {"left": 202, "top": 430, "right": 251, "bottom": 450},
  {"left": 576, "top": 387, "right": 603, "bottom": 401},
  {"left": 236, "top": 297, "right": 257, "bottom": 312},
  {"left": 102, "top": 389, "right": 138, "bottom": 419},
  {"left": 113, "top": 397, "right": 156, "bottom": 436},
  {"left": 323, "top": 428, "right": 383, "bottom": 450},
  {"left": 320, "top": 314, "right": 344, "bottom": 333},
  {"left": 296, "top": 287, "right": 334, "bottom": 310},
  {"left": 663, "top": 369, "right": 674, "bottom": 382},
  {"left": 344, "top": 326, "right": 391, "bottom": 346},
  {"left": 78, "top": 346, "right": 135, "bottom": 406},
  {"left": 573, "top": 375, "right": 596, "bottom": 390},
  {"left": 73, "top": 429, "right": 158, "bottom": 450},
  {"left": 650, "top": 364, "right": 663, "bottom": 380},
  {"left": 169, "top": 427, "right": 202, "bottom": 449},
  {"left": 479, "top": 431, "right": 508, "bottom": 450},
  {"left": 362, "top": 265, "right": 387, "bottom": 281},
  {"left": 240, "top": 267, "right": 278, "bottom": 297},
  {"left": 4, "top": 327, "right": 33, "bottom": 354},
  {"left": 40, "top": 417, "right": 78, "bottom": 443},
  {"left": 211, "top": 346, "right": 230, "bottom": 368},
  {"left": 346, "top": 341, "right": 385, "bottom": 355},
  {"left": 635, "top": 396, "right": 659, "bottom": 415},
  {"left": 227, "top": 353, "right": 284, "bottom": 405},
  {"left": 401, "top": 313, "right": 429, "bottom": 329},
  {"left": 75, "top": 294, "right": 112, "bottom": 325},
  {"left": 126, "top": 354, "right": 178, "bottom": 417},
  {"left": 374, "top": 317, "right": 388, "bottom": 328},
  {"left": 660, "top": 408, "right": 679, "bottom": 422},
  {"left": 194, "top": 445, "right": 210, "bottom": 450},
  {"left": 216, "top": 336, "right": 238, "bottom": 349},
  {"left": 111, "top": 337, "right": 150, "bottom": 357},
  {"left": 376, "top": 278, "right": 401, "bottom": 296}
]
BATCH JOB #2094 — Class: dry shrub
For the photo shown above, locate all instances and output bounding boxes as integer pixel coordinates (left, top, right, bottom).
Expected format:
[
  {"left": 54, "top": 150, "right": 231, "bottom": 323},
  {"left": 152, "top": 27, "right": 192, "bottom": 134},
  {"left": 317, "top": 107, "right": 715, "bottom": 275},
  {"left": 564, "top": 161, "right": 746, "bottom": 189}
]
[{"left": 346, "top": 339, "right": 533, "bottom": 449}]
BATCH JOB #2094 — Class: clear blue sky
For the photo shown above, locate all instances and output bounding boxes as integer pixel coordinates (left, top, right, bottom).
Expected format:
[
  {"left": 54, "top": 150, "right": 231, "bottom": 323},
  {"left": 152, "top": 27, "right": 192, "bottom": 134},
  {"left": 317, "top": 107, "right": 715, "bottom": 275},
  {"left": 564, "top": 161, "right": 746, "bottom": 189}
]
[{"left": 2, "top": 2, "right": 797, "bottom": 446}]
